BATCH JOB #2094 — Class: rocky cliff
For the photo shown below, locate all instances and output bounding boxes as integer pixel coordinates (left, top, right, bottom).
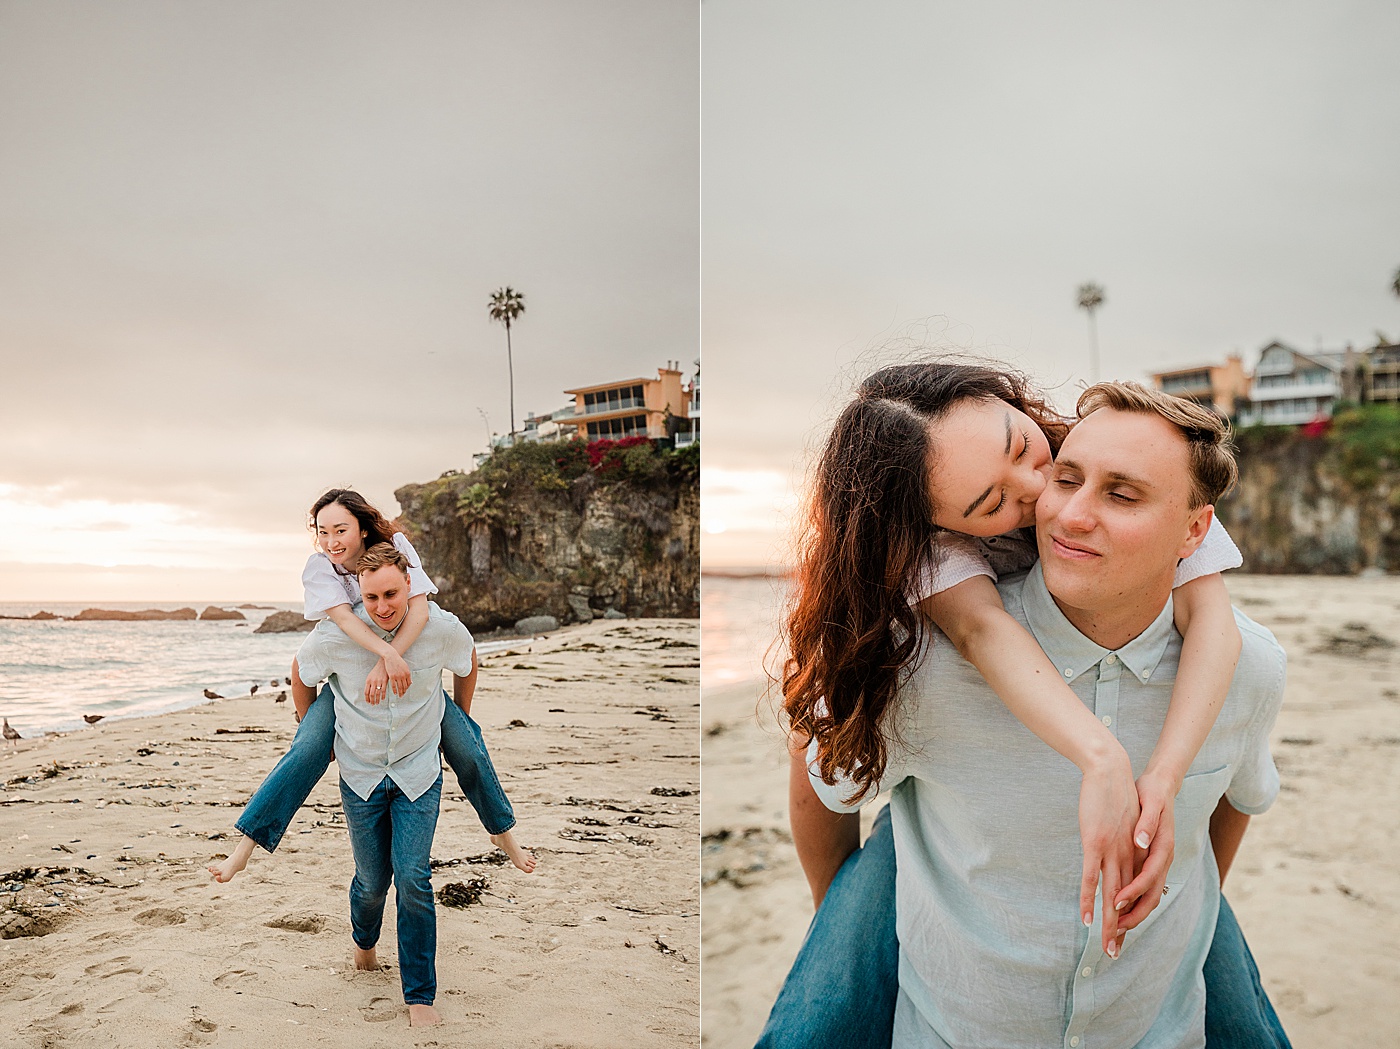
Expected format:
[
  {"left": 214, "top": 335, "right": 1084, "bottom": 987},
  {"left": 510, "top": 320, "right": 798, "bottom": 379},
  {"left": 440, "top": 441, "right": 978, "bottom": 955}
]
[
  {"left": 1217, "top": 406, "right": 1400, "bottom": 574},
  {"left": 395, "top": 438, "right": 699, "bottom": 630}
]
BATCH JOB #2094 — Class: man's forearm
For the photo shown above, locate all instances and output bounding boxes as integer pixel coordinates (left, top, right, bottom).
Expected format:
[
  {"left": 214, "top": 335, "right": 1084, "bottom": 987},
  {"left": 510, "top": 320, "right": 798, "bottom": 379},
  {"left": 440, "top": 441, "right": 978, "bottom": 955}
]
[
  {"left": 789, "top": 739, "right": 861, "bottom": 908},
  {"left": 1209, "top": 797, "right": 1251, "bottom": 886}
]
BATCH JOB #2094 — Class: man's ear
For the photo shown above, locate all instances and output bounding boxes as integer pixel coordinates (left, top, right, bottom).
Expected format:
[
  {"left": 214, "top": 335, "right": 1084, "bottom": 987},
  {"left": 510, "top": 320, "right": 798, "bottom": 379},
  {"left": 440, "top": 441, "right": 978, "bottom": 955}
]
[{"left": 1177, "top": 504, "right": 1214, "bottom": 560}]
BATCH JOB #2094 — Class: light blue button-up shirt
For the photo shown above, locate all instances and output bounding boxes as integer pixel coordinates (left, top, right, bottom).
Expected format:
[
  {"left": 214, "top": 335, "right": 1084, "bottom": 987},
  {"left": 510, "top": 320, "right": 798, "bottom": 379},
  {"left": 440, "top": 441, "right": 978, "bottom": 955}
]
[
  {"left": 813, "top": 564, "right": 1285, "bottom": 1049},
  {"left": 296, "top": 602, "right": 475, "bottom": 802}
]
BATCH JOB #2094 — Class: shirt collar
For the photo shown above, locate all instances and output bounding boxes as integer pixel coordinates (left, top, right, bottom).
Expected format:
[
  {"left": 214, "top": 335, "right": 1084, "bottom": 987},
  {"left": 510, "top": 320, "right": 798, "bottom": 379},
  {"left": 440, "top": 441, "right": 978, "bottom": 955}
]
[
  {"left": 356, "top": 605, "right": 400, "bottom": 643},
  {"left": 1019, "top": 562, "right": 1176, "bottom": 685}
]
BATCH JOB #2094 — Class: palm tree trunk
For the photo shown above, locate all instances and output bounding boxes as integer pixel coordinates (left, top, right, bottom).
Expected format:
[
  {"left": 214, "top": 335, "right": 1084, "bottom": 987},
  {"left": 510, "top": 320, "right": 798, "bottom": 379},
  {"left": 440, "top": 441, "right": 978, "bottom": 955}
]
[
  {"left": 469, "top": 522, "right": 491, "bottom": 581},
  {"left": 1087, "top": 311, "right": 1100, "bottom": 382},
  {"left": 506, "top": 321, "right": 516, "bottom": 439}
]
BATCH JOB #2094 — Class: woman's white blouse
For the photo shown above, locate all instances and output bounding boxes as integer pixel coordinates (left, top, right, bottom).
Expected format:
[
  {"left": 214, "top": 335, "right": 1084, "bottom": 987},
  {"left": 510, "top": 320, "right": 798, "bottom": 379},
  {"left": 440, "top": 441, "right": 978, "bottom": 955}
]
[{"left": 301, "top": 531, "right": 438, "bottom": 620}]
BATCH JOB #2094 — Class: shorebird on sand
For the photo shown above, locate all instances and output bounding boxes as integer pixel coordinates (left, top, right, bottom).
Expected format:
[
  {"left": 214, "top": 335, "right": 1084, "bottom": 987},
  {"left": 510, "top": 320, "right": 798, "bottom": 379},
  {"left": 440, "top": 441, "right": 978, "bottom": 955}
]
[
  {"left": 203, "top": 688, "right": 223, "bottom": 700},
  {"left": 275, "top": 691, "right": 287, "bottom": 703},
  {"left": 270, "top": 678, "right": 279, "bottom": 687},
  {"left": 3, "top": 718, "right": 21, "bottom": 744},
  {"left": 83, "top": 714, "right": 104, "bottom": 725},
  {"left": 250, "top": 683, "right": 259, "bottom": 695},
  {"left": 285, "top": 676, "right": 292, "bottom": 686}
]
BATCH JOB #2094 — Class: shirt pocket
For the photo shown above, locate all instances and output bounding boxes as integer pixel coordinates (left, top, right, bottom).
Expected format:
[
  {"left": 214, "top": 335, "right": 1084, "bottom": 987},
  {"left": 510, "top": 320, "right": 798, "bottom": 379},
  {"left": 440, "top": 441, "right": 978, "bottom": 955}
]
[{"left": 1163, "top": 765, "right": 1232, "bottom": 894}]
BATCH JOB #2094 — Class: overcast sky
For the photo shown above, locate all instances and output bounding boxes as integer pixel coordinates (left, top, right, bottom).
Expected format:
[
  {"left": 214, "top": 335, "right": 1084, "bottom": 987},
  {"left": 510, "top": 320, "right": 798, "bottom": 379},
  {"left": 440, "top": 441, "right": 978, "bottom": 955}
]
[
  {"left": 702, "top": 0, "right": 1400, "bottom": 566},
  {"left": 0, "top": 0, "right": 698, "bottom": 600}
]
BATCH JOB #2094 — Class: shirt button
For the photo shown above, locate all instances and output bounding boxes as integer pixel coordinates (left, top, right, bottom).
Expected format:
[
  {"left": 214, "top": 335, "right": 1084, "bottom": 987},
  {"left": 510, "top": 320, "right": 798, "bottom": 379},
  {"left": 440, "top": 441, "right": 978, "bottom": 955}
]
[
  {"left": 1104, "top": 653, "right": 1117, "bottom": 665},
  {"left": 1141, "top": 671, "right": 1151, "bottom": 681},
  {"left": 1101, "top": 715, "right": 1112, "bottom": 726},
  {"left": 1081, "top": 966, "right": 1093, "bottom": 977},
  {"left": 1071, "top": 1038, "right": 1081, "bottom": 1047},
  {"left": 1063, "top": 668, "right": 1073, "bottom": 678}
]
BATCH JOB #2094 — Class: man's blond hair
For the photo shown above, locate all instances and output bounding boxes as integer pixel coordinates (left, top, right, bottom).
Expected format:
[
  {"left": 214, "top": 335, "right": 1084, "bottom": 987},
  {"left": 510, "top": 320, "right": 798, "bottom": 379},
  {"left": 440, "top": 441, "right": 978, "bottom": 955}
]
[
  {"left": 1076, "top": 381, "right": 1238, "bottom": 507},
  {"left": 355, "top": 542, "right": 411, "bottom": 579}
]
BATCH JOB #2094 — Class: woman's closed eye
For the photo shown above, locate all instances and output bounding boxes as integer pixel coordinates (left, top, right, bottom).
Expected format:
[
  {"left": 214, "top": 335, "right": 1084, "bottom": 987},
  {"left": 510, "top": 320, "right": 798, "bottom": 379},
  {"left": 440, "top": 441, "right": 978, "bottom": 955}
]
[{"left": 1013, "top": 429, "right": 1031, "bottom": 462}]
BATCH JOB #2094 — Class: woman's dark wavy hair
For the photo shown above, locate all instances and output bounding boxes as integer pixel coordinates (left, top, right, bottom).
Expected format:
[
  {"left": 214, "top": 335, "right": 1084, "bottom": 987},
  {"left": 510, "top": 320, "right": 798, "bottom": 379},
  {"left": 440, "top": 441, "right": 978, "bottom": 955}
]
[
  {"left": 782, "top": 360, "right": 1069, "bottom": 801},
  {"left": 308, "top": 488, "right": 401, "bottom": 562}
]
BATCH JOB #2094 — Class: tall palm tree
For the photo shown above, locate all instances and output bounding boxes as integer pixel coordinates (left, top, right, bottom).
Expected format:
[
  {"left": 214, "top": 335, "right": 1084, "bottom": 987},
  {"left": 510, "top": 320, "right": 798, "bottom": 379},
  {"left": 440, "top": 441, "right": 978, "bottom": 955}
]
[
  {"left": 1076, "top": 282, "right": 1106, "bottom": 381},
  {"left": 488, "top": 286, "right": 526, "bottom": 439}
]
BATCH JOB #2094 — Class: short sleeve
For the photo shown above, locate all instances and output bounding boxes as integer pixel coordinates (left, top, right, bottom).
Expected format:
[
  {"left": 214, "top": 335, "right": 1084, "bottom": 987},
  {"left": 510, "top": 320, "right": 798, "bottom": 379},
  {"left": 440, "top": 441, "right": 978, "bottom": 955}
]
[
  {"left": 1174, "top": 515, "right": 1243, "bottom": 589},
  {"left": 804, "top": 690, "right": 917, "bottom": 812},
  {"left": 907, "top": 532, "right": 996, "bottom": 606},
  {"left": 1224, "top": 623, "right": 1287, "bottom": 815},
  {"left": 439, "top": 616, "right": 477, "bottom": 677},
  {"left": 392, "top": 532, "right": 439, "bottom": 599},
  {"left": 295, "top": 626, "right": 333, "bottom": 685},
  {"left": 303, "top": 553, "right": 357, "bottom": 620},
  {"left": 807, "top": 736, "right": 871, "bottom": 812}
]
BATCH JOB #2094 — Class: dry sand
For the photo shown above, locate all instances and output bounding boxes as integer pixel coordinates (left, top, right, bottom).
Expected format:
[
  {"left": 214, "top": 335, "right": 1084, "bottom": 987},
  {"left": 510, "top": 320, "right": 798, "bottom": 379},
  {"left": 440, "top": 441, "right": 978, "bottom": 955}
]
[
  {"left": 701, "top": 575, "right": 1400, "bottom": 1049},
  {"left": 1, "top": 617, "right": 699, "bottom": 1048}
]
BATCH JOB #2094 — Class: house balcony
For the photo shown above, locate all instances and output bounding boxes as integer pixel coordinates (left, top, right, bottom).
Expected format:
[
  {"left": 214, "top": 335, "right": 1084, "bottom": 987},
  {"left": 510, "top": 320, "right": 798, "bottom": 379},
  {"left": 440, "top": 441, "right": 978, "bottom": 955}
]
[
  {"left": 1247, "top": 379, "right": 1339, "bottom": 403},
  {"left": 579, "top": 396, "right": 647, "bottom": 416},
  {"left": 1237, "top": 400, "right": 1333, "bottom": 427}
]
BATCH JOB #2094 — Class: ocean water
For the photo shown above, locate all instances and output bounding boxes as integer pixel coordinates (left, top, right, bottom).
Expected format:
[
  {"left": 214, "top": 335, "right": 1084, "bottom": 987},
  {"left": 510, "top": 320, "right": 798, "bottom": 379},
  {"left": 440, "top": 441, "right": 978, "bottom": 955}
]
[
  {"left": 700, "top": 575, "right": 789, "bottom": 694},
  {"left": 0, "top": 601, "right": 523, "bottom": 736}
]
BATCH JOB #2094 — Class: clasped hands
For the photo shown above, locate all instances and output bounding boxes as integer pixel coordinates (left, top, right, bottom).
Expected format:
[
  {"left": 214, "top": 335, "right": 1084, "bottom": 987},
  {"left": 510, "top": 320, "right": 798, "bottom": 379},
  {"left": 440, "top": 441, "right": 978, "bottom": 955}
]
[
  {"left": 1078, "top": 753, "right": 1177, "bottom": 959},
  {"left": 362, "top": 651, "right": 413, "bottom": 704}
]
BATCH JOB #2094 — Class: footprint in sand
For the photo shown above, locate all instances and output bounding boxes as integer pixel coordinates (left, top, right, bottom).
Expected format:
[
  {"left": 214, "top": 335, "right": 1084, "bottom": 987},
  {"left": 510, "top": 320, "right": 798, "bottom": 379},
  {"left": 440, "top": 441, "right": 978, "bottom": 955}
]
[
  {"left": 263, "top": 913, "right": 328, "bottom": 934},
  {"left": 182, "top": 1017, "right": 218, "bottom": 1046},
  {"left": 84, "top": 955, "right": 143, "bottom": 979},
  {"left": 134, "top": 907, "right": 187, "bottom": 927},
  {"left": 138, "top": 972, "right": 168, "bottom": 993},
  {"left": 212, "top": 970, "right": 256, "bottom": 988},
  {"left": 359, "top": 996, "right": 399, "bottom": 1023}
]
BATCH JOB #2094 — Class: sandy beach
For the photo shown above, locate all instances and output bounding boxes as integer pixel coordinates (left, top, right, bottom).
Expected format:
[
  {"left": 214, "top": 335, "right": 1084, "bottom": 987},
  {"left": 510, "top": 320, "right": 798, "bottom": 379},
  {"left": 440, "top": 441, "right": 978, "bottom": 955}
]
[
  {"left": 1, "top": 617, "right": 699, "bottom": 1048},
  {"left": 701, "top": 574, "right": 1400, "bottom": 1049}
]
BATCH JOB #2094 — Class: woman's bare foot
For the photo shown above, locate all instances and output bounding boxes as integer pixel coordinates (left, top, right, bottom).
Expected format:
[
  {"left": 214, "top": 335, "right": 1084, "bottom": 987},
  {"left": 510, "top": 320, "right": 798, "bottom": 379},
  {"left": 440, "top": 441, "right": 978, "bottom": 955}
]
[
  {"left": 354, "top": 945, "right": 379, "bottom": 970},
  {"left": 490, "top": 830, "right": 537, "bottom": 873},
  {"left": 408, "top": 1004, "right": 441, "bottom": 1026},
  {"left": 207, "top": 835, "right": 256, "bottom": 883}
]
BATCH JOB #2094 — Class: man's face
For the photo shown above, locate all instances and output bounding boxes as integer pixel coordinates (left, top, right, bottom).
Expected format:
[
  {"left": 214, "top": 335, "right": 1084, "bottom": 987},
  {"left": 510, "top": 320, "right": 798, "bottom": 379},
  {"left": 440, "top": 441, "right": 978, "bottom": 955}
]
[
  {"left": 359, "top": 565, "right": 411, "bottom": 633},
  {"left": 1036, "top": 407, "right": 1211, "bottom": 620}
]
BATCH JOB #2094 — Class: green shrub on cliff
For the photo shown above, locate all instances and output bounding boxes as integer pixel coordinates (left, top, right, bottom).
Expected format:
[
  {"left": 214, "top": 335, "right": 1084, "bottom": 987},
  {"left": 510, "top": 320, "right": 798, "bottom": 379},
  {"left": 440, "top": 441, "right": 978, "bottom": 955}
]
[
  {"left": 1328, "top": 403, "right": 1400, "bottom": 489},
  {"left": 458, "top": 436, "right": 698, "bottom": 499}
]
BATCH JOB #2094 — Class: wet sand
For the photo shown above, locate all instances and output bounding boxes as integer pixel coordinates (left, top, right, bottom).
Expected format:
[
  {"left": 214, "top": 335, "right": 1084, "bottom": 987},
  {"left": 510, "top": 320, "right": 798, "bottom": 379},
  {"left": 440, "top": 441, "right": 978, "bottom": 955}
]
[
  {"left": 701, "top": 575, "right": 1400, "bottom": 1049},
  {"left": 1, "top": 617, "right": 699, "bottom": 1048}
]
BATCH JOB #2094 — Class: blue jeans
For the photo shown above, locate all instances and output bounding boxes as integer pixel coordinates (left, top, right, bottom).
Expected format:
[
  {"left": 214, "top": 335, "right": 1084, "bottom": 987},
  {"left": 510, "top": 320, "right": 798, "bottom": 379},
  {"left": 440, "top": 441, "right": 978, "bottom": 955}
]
[
  {"left": 755, "top": 805, "right": 1292, "bottom": 1049},
  {"left": 235, "top": 685, "right": 515, "bottom": 852},
  {"left": 340, "top": 772, "right": 442, "bottom": 1006}
]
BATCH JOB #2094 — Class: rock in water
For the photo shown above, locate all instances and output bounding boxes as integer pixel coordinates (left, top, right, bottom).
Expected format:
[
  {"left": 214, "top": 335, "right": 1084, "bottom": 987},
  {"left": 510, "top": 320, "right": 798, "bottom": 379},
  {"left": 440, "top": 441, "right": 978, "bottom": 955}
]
[
  {"left": 71, "top": 608, "right": 197, "bottom": 621},
  {"left": 254, "top": 610, "right": 316, "bottom": 634},
  {"left": 198, "top": 607, "right": 246, "bottom": 621},
  {"left": 514, "top": 615, "right": 560, "bottom": 635}
]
